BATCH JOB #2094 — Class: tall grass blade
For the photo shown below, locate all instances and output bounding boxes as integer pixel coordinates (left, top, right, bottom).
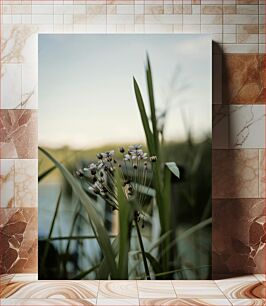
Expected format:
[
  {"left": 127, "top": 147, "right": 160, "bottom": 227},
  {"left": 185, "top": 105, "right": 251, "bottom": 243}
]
[
  {"left": 145, "top": 252, "right": 161, "bottom": 276},
  {"left": 38, "top": 165, "right": 56, "bottom": 182},
  {"left": 133, "top": 77, "right": 155, "bottom": 155},
  {"left": 98, "top": 236, "right": 119, "bottom": 279},
  {"left": 41, "top": 188, "right": 62, "bottom": 272},
  {"left": 117, "top": 172, "right": 131, "bottom": 279},
  {"left": 146, "top": 55, "right": 159, "bottom": 154},
  {"left": 39, "top": 146, "right": 118, "bottom": 279},
  {"left": 134, "top": 218, "right": 151, "bottom": 280}
]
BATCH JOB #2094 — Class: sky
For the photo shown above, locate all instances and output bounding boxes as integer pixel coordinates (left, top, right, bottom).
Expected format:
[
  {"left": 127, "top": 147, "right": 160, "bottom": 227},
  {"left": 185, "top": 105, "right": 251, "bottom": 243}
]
[{"left": 39, "top": 34, "right": 211, "bottom": 149}]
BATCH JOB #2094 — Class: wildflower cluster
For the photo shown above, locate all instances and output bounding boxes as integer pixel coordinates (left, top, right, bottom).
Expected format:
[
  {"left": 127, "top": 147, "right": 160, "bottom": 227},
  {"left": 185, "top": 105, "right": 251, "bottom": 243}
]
[{"left": 76, "top": 144, "right": 157, "bottom": 214}]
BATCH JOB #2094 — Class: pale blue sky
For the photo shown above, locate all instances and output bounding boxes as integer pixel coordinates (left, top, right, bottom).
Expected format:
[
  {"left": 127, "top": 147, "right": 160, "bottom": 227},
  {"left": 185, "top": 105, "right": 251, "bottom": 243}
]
[{"left": 39, "top": 34, "right": 211, "bottom": 149}]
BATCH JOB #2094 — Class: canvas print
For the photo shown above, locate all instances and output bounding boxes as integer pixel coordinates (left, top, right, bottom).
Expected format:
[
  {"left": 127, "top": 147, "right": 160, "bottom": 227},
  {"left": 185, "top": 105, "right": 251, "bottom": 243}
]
[{"left": 38, "top": 34, "right": 212, "bottom": 280}]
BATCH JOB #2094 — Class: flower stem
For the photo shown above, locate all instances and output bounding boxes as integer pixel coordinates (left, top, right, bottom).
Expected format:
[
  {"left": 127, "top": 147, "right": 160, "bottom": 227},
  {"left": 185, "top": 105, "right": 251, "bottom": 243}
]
[{"left": 134, "top": 217, "right": 151, "bottom": 280}]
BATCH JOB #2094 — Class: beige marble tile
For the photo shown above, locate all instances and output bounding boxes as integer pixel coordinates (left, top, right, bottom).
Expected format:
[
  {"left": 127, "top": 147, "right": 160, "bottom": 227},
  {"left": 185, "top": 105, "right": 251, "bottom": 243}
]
[
  {"left": 11, "top": 274, "right": 38, "bottom": 282},
  {"left": 1, "top": 64, "right": 22, "bottom": 109},
  {"left": 223, "top": 33, "right": 236, "bottom": 43},
  {"left": 14, "top": 159, "right": 37, "bottom": 207},
  {"left": 223, "top": 43, "right": 258, "bottom": 53},
  {"left": 1, "top": 25, "right": 38, "bottom": 65},
  {"left": 0, "top": 274, "right": 15, "bottom": 295},
  {"left": 202, "top": 5, "right": 223, "bottom": 14},
  {"left": 237, "top": 4, "right": 259, "bottom": 14},
  {"left": 1, "top": 299, "right": 97, "bottom": 305},
  {"left": 229, "top": 105, "right": 265, "bottom": 149},
  {"left": 229, "top": 300, "right": 266, "bottom": 306},
  {"left": 97, "top": 299, "right": 139, "bottom": 305},
  {"left": 223, "top": 15, "right": 258, "bottom": 25},
  {"left": 1, "top": 281, "right": 99, "bottom": 299},
  {"left": 0, "top": 110, "right": 38, "bottom": 159},
  {"left": 215, "top": 277, "right": 265, "bottom": 299},
  {"left": 237, "top": 33, "right": 259, "bottom": 44},
  {"left": 201, "top": 15, "right": 223, "bottom": 24},
  {"left": 212, "top": 149, "right": 259, "bottom": 198},
  {"left": 98, "top": 281, "right": 138, "bottom": 299},
  {"left": 144, "top": 5, "right": 164, "bottom": 15},
  {"left": 254, "top": 274, "right": 266, "bottom": 283},
  {"left": 21, "top": 63, "right": 37, "bottom": 109},
  {"left": 137, "top": 281, "right": 176, "bottom": 298},
  {"left": 140, "top": 298, "right": 232, "bottom": 305},
  {"left": 172, "top": 280, "right": 225, "bottom": 298},
  {"left": 258, "top": 150, "right": 265, "bottom": 198},
  {"left": 0, "top": 159, "right": 15, "bottom": 208},
  {"left": 237, "top": 25, "right": 259, "bottom": 34}
]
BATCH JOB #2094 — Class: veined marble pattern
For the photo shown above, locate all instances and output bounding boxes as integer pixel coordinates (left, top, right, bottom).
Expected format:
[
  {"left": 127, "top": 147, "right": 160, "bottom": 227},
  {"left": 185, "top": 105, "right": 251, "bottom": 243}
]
[
  {"left": 1, "top": 25, "right": 38, "bottom": 65},
  {"left": 229, "top": 299, "right": 266, "bottom": 306},
  {"left": 1, "top": 277, "right": 266, "bottom": 305},
  {"left": 254, "top": 274, "right": 266, "bottom": 283},
  {"left": 229, "top": 105, "right": 265, "bottom": 149},
  {"left": 212, "top": 149, "right": 259, "bottom": 198},
  {"left": 1, "top": 25, "right": 38, "bottom": 109},
  {"left": 1, "top": 64, "right": 22, "bottom": 109},
  {"left": 258, "top": 150, "right": 265, "bottom": 198},
  {"left": 96, "top": 299, "right": 138, "bottom": 305},
  {"left": 14, "top": 159, "right": 37, "bottom": 207},
  {"left": 212, "top": 104, "right": 266, "bottom": 149},
  {"left": 0, "top": 160, "right": 15, "bottom": 208},
  {"left": 140, "top": 299, "right": 232, "bottom": 305},
  {"left": 213, "top": 199, "right": 266, "bottom": 277},
  {"left": 215, "top": 276, "right": 265, "bottom": 299},
  {"left": 223, "top": 54, "right": 264, "bottom": 104},
  {"left": 0, "top": 208, "right": 37, "bottom": 274},
  {"left": 0, "top": 299, "right": 97, "bottom": 305},
  {"left": 137, "top": 281, "right": 176, "bottom": 298},
  {"left": 172, "top": 280, "right": 225, "bottom": 298},
  {"left": 1, "top": 281, "right": 99, "bottom": 299},
  {"left": 0, "top": 110, "right": 37, "bottom": 159},
  {"left": 0, "top": 159, "right": 37, "bottom": 208},
  {"left": 98, "top": 281, "right": 138, "bottom": 299}
]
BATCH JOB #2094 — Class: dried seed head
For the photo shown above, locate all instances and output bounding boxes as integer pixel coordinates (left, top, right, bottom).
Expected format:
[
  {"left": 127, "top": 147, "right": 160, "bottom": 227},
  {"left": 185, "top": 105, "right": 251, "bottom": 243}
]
[
  {"left": 97, "top": 153, "right": 103, "bottom": 159},
  {"left": 150, "top": 156, "right": 157, "bottom": 162},
  {"left": 113, "top": 159, "right": 117, "bottom": 164},
  {"left": 118, "top": 163, "right": 122, "bottom": 168},
  {"left": 91, "top": 169, "right": 96, "bottom": 175},
  {"left": 76, "top": 170, "right": 84, "bottom": 177},
  {"left": 133, "top": 164, "right": 137, "bottom": 169},
  {"left": 94, "top": 188, "right": 100, "bottom": 195},
  {"left": 144, "top": 161, "right": 148, "bottom": 166},
  {"left": 119, "top": 147, "right": 125, "bottom": 153}
]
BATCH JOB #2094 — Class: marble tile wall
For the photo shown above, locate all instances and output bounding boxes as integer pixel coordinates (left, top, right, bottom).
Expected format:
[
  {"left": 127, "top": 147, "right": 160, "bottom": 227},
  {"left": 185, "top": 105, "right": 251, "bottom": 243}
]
[{"left": 0, "top": 0, "right": 265, "bottom": 280}]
